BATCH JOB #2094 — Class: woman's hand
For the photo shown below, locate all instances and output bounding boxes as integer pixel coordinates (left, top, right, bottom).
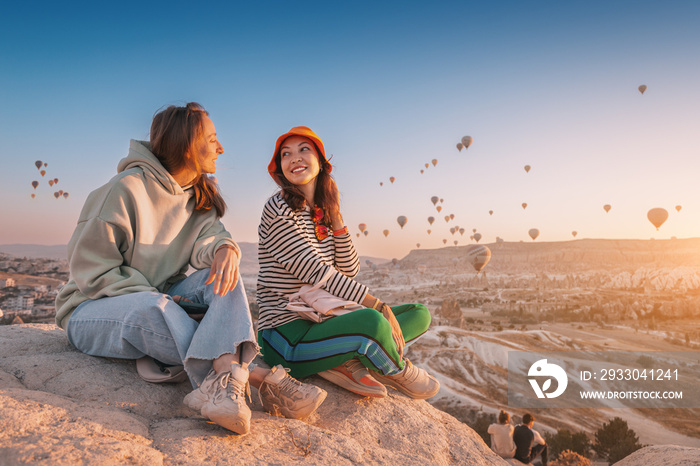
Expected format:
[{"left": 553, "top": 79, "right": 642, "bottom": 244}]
[
  {"left": 327, "top": 177, "right": 344, "bottom": 230},
  {"left": 381, "top": 303, "right": 405, "bottom": 358},
  {"left": 205, "top": 246, "right": 240, "bottom": 296}
]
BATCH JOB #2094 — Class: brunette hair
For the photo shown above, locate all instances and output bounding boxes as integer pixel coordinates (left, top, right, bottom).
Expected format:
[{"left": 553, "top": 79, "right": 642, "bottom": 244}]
[
  {"left": 150, "top": 102, "right": 226, "bottom": 217},
  {"left": 272, "top": 143, "right": 338, "bottom": 227},
  {"left": 522, "top": 413, "right": 534, "bottom": 425},
  {"left": 498, "top": 410, "right": 510, "bottom": 424}
]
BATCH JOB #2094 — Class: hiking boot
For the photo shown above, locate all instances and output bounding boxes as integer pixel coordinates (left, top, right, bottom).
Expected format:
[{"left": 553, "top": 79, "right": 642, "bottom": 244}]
[
  {"left": 187, "top": 363, "right": 251, "bottom": 435},
  {"left": 258, "top": 365, "right": 327, "bottom": 419},
  {"left": 317, "top": 358, "right": 387, "bottom": 397},
  {"left": 370, "top": 358, "right": 440, "bottom": 399}
]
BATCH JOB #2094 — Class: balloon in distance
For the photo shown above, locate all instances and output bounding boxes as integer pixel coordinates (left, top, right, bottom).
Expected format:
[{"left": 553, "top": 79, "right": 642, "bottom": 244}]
[
  {"left": 528, "top": 228, "right": 540, "bottom": 241},
  {"left": 466, "top": 244, "right": 491, "bottom": 273},
  {"left": 397, "top": 216, "right": 407, "bottom": 229},
  {"left": 461, "top": 136, "right": 473, "bottom": 149},
  {"left": 473, "top": 232, "right": 482, "bottom": 243},
  {"left": 638, "top": 85, "right": 647, "bottom": 94},
  {"left": 647, "top": 208, "right": 668, "bottom": 231},
  {"left": 603, "top": 204, "right": 611, "bottom": 213}
]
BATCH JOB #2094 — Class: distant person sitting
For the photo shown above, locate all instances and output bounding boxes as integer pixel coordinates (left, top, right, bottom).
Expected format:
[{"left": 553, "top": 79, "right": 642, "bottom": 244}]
[
  {"left": 513, "top": 413, "right": 548, "bottom": 465},
  {"left": 488, "top": 410, "right": 516, "bottom": 459}
]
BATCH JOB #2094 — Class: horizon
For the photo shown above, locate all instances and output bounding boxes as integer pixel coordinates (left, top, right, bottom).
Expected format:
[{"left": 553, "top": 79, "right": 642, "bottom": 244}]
[{"left": 2, "top": 1, "right": 699, "bottom": 258}]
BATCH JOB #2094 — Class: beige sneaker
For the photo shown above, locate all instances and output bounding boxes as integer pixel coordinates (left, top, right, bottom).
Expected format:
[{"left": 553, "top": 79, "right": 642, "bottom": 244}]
[
  {"left": 193, "top": 363, "right": 251, "bottom": 435},
  {"left": 317, "top": 358, "right": 387, "bottom": 397},
  {"left": 370, "top": 358, "right": 440, "bottom": 399},
  {"left": 258, "top": 365, "right": 327, "bottom": 419}
]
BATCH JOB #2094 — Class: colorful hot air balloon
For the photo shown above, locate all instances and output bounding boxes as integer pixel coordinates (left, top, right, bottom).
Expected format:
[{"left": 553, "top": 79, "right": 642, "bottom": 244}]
[
  {"left": 647, "top": 208, "right": 669, "bottom": 230},
  {"left": 524, "top": 165, "right": 531, "bottom": 173},
  {"left": 35, "top": 160, "right": 43, "bottom": 170},
  {"left": 390, "top": 177, "right": 395, "bottom": 184},
  {"left": 31, "top": 193, "right": 36, "bottom": 199},
  {"left": 489, "top": 210, "right": 493, "bottom": 216},
  {"left": 440, "top": 199, "right": 444, "bottom": 203},
  {"left": 444, "top": 216, "right": 450, "bottom": 223},
  {"left": 528, "top": 228, "right": 540, "bottom": 241},
  {"left": 638, "top": 85, "right": 647, "bottom": 94},
  {"left": 31, "top": 181, "right": 38, "bottom": 189},
  {"left": 466, "top": 244, "right": 491, "bottom": 273},
  {"left": 461, "top": 136, "right": 473, "bottom": 149},
  {"left": 473, "top": 233, "right": 482, "bottom": 243},
  {"left": 427, "top": 216, "right": 435, "bottom": 225},
  {"left": 456, "top": 142, "right": 463, "bottom": 151},
  {"left": 572, "top": 231, "right": 578, "bottom": 238},
  {"left": 431, "top": 159, "right": 438, "bottom": 167},
  {"left": 425, "top": 163, "right": 429, "bottom": 169},
  {"left": 363, "top": 230, "right": 368, "bottom": 236},
  {"left": 459, "top": 228, "right": 465, "bottom": 236},
  {"left": 358, "top": 223, "right": 367, "bottom": 233},
  {"left": 62, "top": 192, "right": 69, "bottom": 199},
  {"left": 521, "top": 203, "right": 527, "bottom": 209},
  {"left": 431, "top": 196, "right": 439, "bottom": 206},
  {"left": 453, "top": 240, "right": 458, "bottom": 246},
  {"left": 40, "top": 170, "right": 46, "bottom": 177},
  {"left": 450, "top": 227, "right": 456, "bottom": 235},
  {"left": 472, "top": 228, "right": 477, "bottom": 233},
  {"left": 397, "top": 216, "right": 407, "bottom": 228},
  {"left": 383, "top": 229, "right": 390, "bottom": 237},
  {"left": 427, "top": 229, "right": 431, "bottom": 235},
  {"left": 49, "top": 180, "right": 54, "bottom": 187},
  {"left": 675, "top": 205, "right": 682, "bottom": 212},
  {"left": 416, "top": 243, "right": 420, "bottom": 248},
  {"left": 436, "top": 206, "right": 442, "bottom": 213},
  {"left": 442, "top": 239, "right": 447, "bottom": 244},
  {"left": 53, "top": 192, "right": 60, "bottom": 199},
  {"left": 603, "top": 204, "right": 611, "bottom": 213},
  {"left": 380, "top": 182, "right": 383, "bottom": 186},
  {"left": 53, "top": 178, "right": 59, "bottom": 184},
  {"left": 449, "top": 214, "right": 454, "bottom": 220},
  {"left": 420, "top": 169, "right": 424, "bottom": 174}
]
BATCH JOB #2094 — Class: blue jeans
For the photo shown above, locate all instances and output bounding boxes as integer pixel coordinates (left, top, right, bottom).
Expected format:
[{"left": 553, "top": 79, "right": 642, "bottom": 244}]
[{"left": 66, "top": 268, "right": 258, "bottom": 387}]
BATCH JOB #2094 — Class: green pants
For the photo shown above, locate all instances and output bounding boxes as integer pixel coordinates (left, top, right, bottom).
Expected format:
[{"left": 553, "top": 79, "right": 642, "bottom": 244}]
[{"left": 258, "top": 303, "right": 430, "bottom": 379}]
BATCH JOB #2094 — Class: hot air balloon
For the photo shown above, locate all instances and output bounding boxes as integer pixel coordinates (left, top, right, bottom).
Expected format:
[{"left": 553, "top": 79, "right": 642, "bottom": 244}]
[
  {"left": 356, "top": 233, "right": 360, "bottom": 238},
  {"left": 390, "top": 177, "right": 395, "bottom": 184},
  {"left": 44, "top": 162, "right": 47, "bottom": 167},
  {"left": 31, "top": 193, "right": 36, "bottom": 199},
  {"left": 31, "top": 181, "right": 38, "bottom": 189},
  {"left": 528, "top": 228, "right": 540, "bottom": 240},
  {"left": 397, "top": 216, "right": 407, "bottom": 228},
  {"left": 472, "top": 228, "right": 477, "bottom": 233},
  {"left": 63, "top": 192, "right": 69, "bottom": 199},
  {"left": 383, "top": 229, "right": 390, "bottom": 237},
  {"left": 466, "top": 244, "right": 491, "bottom": 273},
  {"left": 450, "top": 227, "right": 456, "bottom": 235},
  {"left": 442, "top": 239, "right": 447, "bottom": 244},
  {"left": 53, "top": 192, "right": 60, "bottom": 199},
  {"left": 427, "top": 216, "right": 435, "bottom": 225},
  {"left": 436, "top": 206, "right": 442, "bottom": 213},
  {"left": 380, "top": 182, "right": 383, "bottom": 186},
  {"left": 431, "top": 159, "right": 438, "bottom": 167},
  {"left": 358, "top": 223, "right": 367, "bottom": 233},
  {"left": 427, "top": 229, "right": 431, "bottom": 235},
  {"left": 35, "top": 160, "right": 43, "bottom": 170},
  {"left": 638, "top": 85, "right": 647, "bottom": 94},
  {"left": 571, "top": 231, "right": 578, "bottom": 238},
  {"left": 524, "top": 165, "right": 531, "bottom": 173},
  {"left": 456, "top": 142, "right": 463, "bottom": 151},
  {"left": 416, "top": 243, "right": 420, "bottom": 248},
  {"left": 454, "top": 240, "right": 458, "bottom": 246},
  {"left": 425, "top": 163, "right": 429, "bottom": 169},
  {"left": 363, "top": 230, "right": 368, "bottom": 237},
  {"left": 431, "top": 196, "right": 439, "bottom": 205},
  {"left": 449, "top": 214, "right": 454, "bottom": 220},
  {"left": 521, "top": 203, "right": 527, "bottom": 209},
  {"left": 473, "top": 233, "right": 482, "bottom": 243},
  {"left": 58, "top": 190, "right": 64, "bottom": 196},
  {"left": 440, "top": 199, "right": 444, "bottom": 203},
  {"left": 489, "top": 210, "right": 493, "bottom": 216},
  {"left": 53, "top": 178, "right": 59, "bottom": 184},
  {"left": 444, "top": 216, "right": 450, "bottom": 223},
  {"left": 647, "top": 208, "right": 669, "bottom": 230},
  {"left": 603, "top": 204, "right": 611, "bottom": 213},
  {"left": 459, "top": 228, "right": 465, "bottom": 236},
  {"left": 461, "top": 136, "right": 473, "bottom": 149},
  {"left": 40, "top": 170, "right": 46, "bottom": 177},
  {"left": 49, "top": 180, "right": 54, "bottom": 187},
  {"left": 675, "top": 205, "right": 682, "bottom": 212},
  {"left": 420, "top": 169, "right": 424, "bottom": 174}
]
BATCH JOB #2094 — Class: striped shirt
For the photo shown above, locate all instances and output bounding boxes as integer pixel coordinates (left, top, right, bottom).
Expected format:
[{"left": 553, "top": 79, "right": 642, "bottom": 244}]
[{"left": 257, "top": 193, "right": 368, "bottom": 331}]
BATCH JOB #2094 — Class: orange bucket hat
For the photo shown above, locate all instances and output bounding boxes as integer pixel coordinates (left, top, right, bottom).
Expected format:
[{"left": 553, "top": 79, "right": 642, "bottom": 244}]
[{"left": 268, "top": 126, "right": 332, "bottom": 182}]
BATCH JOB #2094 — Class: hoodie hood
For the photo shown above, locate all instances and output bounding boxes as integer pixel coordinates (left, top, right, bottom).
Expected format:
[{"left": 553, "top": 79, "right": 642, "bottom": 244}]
[{"left": 117, "top": 140, "right": 183, "bottom": 195}]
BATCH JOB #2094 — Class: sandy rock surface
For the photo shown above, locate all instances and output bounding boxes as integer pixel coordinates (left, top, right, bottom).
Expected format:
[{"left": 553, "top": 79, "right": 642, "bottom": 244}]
[
  {"left": 614, "top": 444, "right": 700, "bottom": 465},
  {"left": 0, "top": 324, "right": 509, "bottom": 465}
]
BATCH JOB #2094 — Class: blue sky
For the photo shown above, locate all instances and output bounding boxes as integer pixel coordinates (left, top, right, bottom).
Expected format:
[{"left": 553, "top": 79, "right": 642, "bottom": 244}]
[{"left": 2, "top": 1, "right": 699, "bottom": 258}]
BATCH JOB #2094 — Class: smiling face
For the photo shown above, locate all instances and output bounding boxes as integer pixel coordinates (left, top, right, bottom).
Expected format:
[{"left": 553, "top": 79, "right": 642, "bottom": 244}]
[
  {"left": 279, "top": 135, "right": 321, "bottom": 187},
  {"left": 190, "top": 115, "right": 223, "bottom": 174}
]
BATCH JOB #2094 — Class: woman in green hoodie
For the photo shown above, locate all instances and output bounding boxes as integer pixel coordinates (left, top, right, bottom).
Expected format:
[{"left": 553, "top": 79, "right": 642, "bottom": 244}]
[{"left": 56, "top": 103, "right": 325, "bottom": 435}]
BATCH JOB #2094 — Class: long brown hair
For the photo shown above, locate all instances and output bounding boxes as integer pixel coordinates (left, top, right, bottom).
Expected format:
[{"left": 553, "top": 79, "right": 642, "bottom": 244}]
[
  {"left": 272, "top": 146, "right": 338, "bottom": 227},
  {"left": 150, "top": 102, "right": 226, "bottom": 217}
]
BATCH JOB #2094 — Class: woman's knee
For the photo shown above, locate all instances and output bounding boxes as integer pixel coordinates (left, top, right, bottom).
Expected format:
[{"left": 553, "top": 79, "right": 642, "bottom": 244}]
[
  {"left": 412, "top": 303, "right": 431, "bottom": 330},
  {"left": 351, "top": 308, "right": 393, "bottom": 338}
]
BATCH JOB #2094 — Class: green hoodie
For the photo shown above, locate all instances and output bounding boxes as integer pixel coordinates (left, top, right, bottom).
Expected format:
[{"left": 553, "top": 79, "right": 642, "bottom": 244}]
[{"left": 55, "top": 140, "right": 238, "bottom": 329}]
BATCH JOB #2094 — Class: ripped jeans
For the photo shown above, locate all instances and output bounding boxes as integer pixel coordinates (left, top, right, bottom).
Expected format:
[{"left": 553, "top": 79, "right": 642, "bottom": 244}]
[{"left": 66, "top": 268, "right": 258, "bottom": 387}]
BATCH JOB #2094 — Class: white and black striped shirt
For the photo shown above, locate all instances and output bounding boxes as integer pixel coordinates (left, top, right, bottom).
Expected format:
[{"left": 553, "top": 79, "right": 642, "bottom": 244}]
[{"left": 257, "top": 193, "right": 368, "bottom": 331}]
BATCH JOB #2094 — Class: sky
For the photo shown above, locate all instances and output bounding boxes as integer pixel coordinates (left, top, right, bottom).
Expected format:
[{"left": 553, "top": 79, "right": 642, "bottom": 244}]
[{"left": 2, "top": 0, "right": 700, "bottom": 259}]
